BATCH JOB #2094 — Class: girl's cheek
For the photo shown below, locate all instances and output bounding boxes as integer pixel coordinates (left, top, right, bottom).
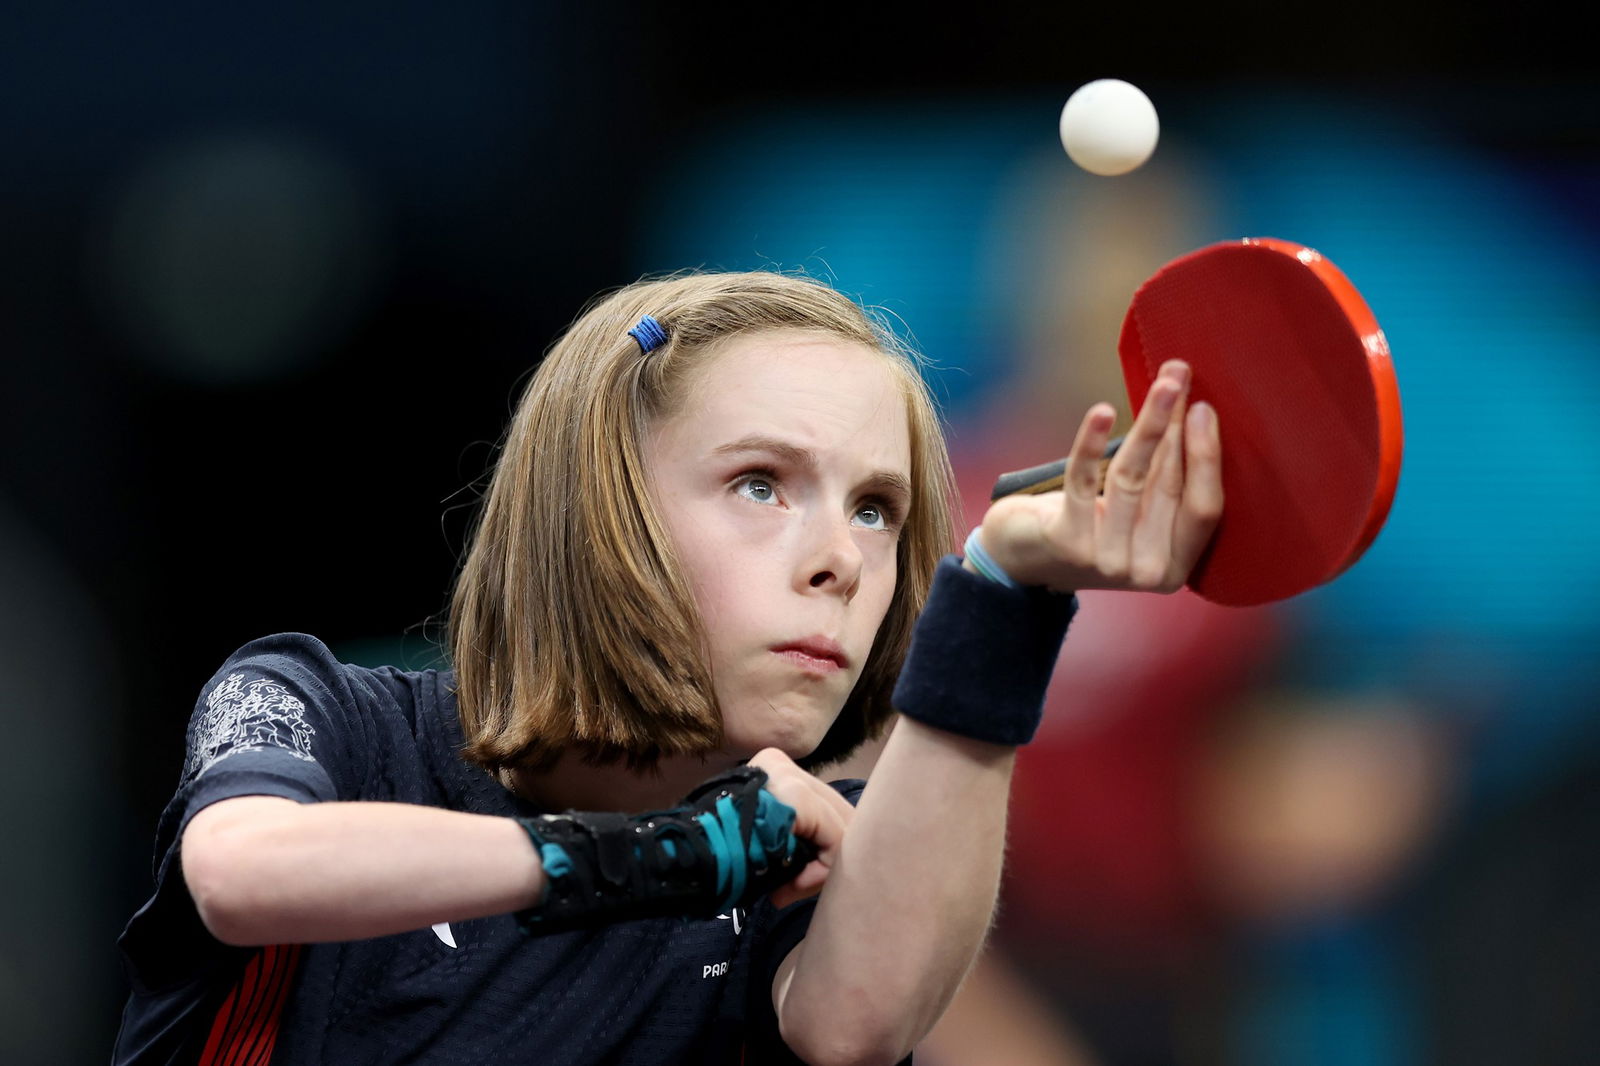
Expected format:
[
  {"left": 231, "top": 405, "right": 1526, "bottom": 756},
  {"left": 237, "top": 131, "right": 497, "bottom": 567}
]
[
  {"left": 725, "top": 502, "right": 789, "bottom": 541},
  {"left": 858, "top": 530, "right": 900, "bottom": 560}
]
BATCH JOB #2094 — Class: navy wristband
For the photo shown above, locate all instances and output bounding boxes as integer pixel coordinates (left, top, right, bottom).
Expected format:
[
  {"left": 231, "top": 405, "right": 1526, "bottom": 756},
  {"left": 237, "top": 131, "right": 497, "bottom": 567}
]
[{"left": 892, "top": 556, "right": 1077, "bottom": 746}]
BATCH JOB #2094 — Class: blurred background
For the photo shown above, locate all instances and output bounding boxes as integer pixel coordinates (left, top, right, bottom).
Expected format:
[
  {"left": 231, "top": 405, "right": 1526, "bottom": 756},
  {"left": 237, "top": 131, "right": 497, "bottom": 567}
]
[{"left": 4, "top": 3, "right": 1596, "bottom": 1063}]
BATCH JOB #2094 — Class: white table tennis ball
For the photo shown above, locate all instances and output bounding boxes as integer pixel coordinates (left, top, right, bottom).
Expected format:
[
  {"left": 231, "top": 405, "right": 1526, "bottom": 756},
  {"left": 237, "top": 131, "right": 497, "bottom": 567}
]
[{"left": 1059, "top": 79, "right": 1160, "bottom": 176}]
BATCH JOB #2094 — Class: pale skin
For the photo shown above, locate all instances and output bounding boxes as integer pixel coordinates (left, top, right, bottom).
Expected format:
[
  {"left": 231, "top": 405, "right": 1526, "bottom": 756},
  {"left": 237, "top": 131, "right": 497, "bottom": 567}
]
[{"left": 181, "top": 333, "right": 1219, "bottom": 1066}]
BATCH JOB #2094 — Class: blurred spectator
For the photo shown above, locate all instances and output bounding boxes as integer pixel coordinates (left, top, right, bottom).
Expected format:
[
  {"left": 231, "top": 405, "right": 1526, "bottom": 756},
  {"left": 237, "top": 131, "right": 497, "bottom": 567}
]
[
  {"left": 1194, "top": 691, "right": 1455, "bottom": 930},
  {"left": 942, "top": 148, "right": 1290, "bottom": 1066},
  {"left": 805, "top": 136, "right": 1300, "bottom": 1064}
]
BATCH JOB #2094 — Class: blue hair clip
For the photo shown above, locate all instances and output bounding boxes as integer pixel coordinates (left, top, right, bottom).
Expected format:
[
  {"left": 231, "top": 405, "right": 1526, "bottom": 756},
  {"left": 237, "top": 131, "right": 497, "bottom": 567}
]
[{"left": 628, "top": 314, "right": 668, "bottom": 354}]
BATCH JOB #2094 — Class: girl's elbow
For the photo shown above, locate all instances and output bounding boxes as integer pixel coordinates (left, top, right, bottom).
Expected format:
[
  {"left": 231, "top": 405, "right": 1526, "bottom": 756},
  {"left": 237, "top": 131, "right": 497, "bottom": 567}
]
[
  {"left": 182, "top": 823, "right": 277, "bottom": 946},
  {"left": 194, "top": 898, "right": 269, "bottom": 946},
  {"left": 779, "top": 1012, "right": 908, "bottom": 1066}
]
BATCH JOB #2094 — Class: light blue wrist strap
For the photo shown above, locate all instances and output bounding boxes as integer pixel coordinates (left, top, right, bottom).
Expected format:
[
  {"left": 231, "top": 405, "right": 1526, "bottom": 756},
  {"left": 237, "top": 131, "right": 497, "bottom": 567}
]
[{"left": 963, "top": 527, "right": 1019, "bottom": 589}]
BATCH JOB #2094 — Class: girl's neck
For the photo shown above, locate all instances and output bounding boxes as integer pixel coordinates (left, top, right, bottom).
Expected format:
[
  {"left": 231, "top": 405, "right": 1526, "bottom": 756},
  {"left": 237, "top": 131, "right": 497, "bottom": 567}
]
[{"left": 509, "top": 750, "right": 741, "bottom": 814}]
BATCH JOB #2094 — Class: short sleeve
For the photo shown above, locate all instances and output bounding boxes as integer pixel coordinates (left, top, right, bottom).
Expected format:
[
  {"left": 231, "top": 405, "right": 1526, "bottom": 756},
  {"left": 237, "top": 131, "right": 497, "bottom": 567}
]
[
  {"left": 175, "top": 632, "right": 369, "bottom": 815},
  {"left": 118, "top": 632, "right": 373, "bottom": 992}
]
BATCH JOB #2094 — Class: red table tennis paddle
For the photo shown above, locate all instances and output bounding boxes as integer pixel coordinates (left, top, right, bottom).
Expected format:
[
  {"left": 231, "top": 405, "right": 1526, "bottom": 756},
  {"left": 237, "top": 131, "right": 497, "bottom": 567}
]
[{"left": 990, "top": 237, "right": 1403, "bottom": 607}]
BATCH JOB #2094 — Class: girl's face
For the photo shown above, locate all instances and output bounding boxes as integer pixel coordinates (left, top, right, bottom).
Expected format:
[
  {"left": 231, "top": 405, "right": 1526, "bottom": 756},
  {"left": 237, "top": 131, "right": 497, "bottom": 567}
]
[{"left": 649, "top": 331, "right": 912, "bottom": 760}]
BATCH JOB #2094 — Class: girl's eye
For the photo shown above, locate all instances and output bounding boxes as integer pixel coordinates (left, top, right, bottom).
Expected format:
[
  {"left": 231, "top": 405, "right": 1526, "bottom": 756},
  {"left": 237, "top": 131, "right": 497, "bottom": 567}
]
[
  {"left": 853, "top": 499, "right": 902, "bottom": 533},
  {"left": 853, "top": 504, "right": 887, "bottom": 531},
  {"left": 736, "top": 475, "right": 780, "bottom": 506}
]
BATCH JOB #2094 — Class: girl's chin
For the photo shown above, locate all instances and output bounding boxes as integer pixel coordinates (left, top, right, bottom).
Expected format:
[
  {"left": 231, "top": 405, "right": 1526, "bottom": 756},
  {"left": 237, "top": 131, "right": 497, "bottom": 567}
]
[
  {"left": 721, "top": 735, "right": 822, "bottom": 765},
  {"left": 720, "top": 704, "right": 837, "bottom": 762}
]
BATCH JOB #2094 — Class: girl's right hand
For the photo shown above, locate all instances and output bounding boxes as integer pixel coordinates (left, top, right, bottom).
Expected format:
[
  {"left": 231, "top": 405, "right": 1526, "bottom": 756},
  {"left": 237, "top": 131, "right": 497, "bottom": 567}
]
[{"left": 977, "top": 358, "right": 1223, "bottom": 595}]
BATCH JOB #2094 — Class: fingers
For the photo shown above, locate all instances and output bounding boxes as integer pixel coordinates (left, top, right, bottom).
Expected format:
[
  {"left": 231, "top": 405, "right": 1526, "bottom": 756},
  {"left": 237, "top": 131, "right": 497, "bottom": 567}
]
[
  {"left": 769, "top": 857, "right": 830, "bottom": 909},
  {"left": 1065, "top": 404, "right": 1117, "bottom": 503},
  {"left": 749, "top": 748, "right": 855, "bottom": 907},
  {"left": 1047, "top": 403, "right": 1116, "bottom": 559},
  {"left": 748, "top": 749, "right": 856, "bottom": 841},
  {"left": 1099, "top": 360, "right": 1190, "bottom": 579},
  {"left": 1168, "top": 400, "right": 1223, "bottom": 579},
  {"left": 1130, "top": 381, "right": 1190, "bottom": 590},
  {"left": 767, "top": 780, "right": 850, "bottom": 907},
  {"left": 984, "top": 358, "right": 1216, "bottom": 595}
]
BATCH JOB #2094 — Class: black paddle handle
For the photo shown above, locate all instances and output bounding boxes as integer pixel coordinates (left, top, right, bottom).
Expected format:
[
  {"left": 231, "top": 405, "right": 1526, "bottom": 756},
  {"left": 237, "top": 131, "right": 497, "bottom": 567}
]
[{"left": 990, "top": 437, "right": 1124, "bottom": 501}]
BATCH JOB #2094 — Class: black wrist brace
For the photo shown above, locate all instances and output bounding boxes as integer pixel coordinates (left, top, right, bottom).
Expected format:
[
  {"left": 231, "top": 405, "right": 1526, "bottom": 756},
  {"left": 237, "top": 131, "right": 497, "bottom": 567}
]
[{"left": 515, "top": 766, "right": 815, "bottom": 934}]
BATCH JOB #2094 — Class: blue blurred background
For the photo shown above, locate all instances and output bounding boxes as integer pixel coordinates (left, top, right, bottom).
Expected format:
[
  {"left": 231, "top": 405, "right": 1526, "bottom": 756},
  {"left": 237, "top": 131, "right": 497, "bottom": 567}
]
[{"left": 3, "top": 3, "right": 1596, "bottom": 1063}]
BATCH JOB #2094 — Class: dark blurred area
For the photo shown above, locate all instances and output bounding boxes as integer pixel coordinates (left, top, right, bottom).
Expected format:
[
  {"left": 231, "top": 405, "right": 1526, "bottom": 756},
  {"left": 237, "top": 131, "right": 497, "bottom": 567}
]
[{"left": 3, "top": 3, "right": 1595, "bottom": 1064}]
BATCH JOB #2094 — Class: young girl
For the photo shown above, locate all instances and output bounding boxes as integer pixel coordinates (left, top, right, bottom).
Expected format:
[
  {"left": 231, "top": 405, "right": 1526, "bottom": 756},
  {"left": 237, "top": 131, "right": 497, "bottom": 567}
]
[{"left": 114, "top": 271, "right": 1219, "bottom": 1065}]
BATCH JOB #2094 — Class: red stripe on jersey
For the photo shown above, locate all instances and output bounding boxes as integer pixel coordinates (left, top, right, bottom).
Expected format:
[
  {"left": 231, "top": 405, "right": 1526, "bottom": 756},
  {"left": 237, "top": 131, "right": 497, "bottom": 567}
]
[{"left": 198, "top": 943, "right": 304, "bottom": 1066}]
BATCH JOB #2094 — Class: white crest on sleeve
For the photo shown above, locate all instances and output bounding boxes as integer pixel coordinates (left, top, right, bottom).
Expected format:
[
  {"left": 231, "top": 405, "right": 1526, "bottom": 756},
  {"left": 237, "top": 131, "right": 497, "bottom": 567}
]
[{"left": 185, "top": 673, "right": 318, "bottom": 781}]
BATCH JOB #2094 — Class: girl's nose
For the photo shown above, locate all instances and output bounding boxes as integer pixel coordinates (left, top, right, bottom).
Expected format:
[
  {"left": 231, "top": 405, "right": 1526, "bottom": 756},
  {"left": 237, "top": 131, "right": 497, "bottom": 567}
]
[{"left": 802, "top": 515, "right": 863, "bottom": 601}]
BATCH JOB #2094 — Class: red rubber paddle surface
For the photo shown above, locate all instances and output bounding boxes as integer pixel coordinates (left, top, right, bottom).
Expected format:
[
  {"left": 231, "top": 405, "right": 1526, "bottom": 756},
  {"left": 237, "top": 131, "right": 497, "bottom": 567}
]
[{"left": 1119, "top": 239, "right": 1402, "bottom": 607}]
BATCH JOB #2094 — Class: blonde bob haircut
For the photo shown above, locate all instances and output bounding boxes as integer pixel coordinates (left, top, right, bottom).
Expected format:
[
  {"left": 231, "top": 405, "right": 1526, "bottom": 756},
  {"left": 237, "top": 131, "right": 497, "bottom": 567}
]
[{"left": 450, "top": 271, "right": 957, "bottom": 774}]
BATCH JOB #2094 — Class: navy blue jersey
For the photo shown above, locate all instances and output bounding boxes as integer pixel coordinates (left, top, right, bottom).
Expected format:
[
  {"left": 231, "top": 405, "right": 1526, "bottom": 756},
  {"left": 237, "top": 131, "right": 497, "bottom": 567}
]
[{"left": 114, "top": 633, "right": 857, "bottom": 1065}]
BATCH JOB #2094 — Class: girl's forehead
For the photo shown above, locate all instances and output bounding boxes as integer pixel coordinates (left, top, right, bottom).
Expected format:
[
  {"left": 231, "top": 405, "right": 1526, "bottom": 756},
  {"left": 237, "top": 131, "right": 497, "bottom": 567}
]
[
  {"left": 688, "top": 332, "right": 899, "bottom": 402},
  {"left": 663, "top": 332, "right": 913, "bottom": 463}
]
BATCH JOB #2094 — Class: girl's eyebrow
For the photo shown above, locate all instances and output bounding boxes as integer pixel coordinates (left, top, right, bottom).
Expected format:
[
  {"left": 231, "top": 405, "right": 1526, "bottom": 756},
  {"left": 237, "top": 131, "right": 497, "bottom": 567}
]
[{"left": 710, "top": 434, "right": 912, "bottom": 503}]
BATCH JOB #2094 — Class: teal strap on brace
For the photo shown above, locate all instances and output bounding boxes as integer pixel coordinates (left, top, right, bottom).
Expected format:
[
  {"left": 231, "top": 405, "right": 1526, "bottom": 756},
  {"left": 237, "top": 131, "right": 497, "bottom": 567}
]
[
  {"left": 751, "top": 789, "right": 798, "bottom": 864},
  {"left": 695, "top": 795, "right": 747, "bottom": 912},
  {"left": 535, "top": 842, "right": 574, "bottom": 902},
  {"left": 693, "top": 788, "right": 801, "bottom": 912},
  {"left": 715, "top": 795, "right": 746, "bottom": 909}
]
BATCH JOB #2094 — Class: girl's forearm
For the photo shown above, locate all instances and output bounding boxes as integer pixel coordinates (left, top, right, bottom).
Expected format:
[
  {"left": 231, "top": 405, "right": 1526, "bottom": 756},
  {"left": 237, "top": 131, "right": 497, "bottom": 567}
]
[
  {"left": 181, "top": 795, "right": 544, "bottom": 945},
  {"left": 777, "top": 717, "right": 1014, "bottom": 1065}
]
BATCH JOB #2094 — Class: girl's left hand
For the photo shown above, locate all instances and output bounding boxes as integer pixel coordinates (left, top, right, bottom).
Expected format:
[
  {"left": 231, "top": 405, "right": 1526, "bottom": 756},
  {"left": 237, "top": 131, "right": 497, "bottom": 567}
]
[
  {"left": 977, "top": 359, "right": 1223, "bottom": 594},
  {"left": 748, "top": 747, "right": 857, "bottom": 909}
]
